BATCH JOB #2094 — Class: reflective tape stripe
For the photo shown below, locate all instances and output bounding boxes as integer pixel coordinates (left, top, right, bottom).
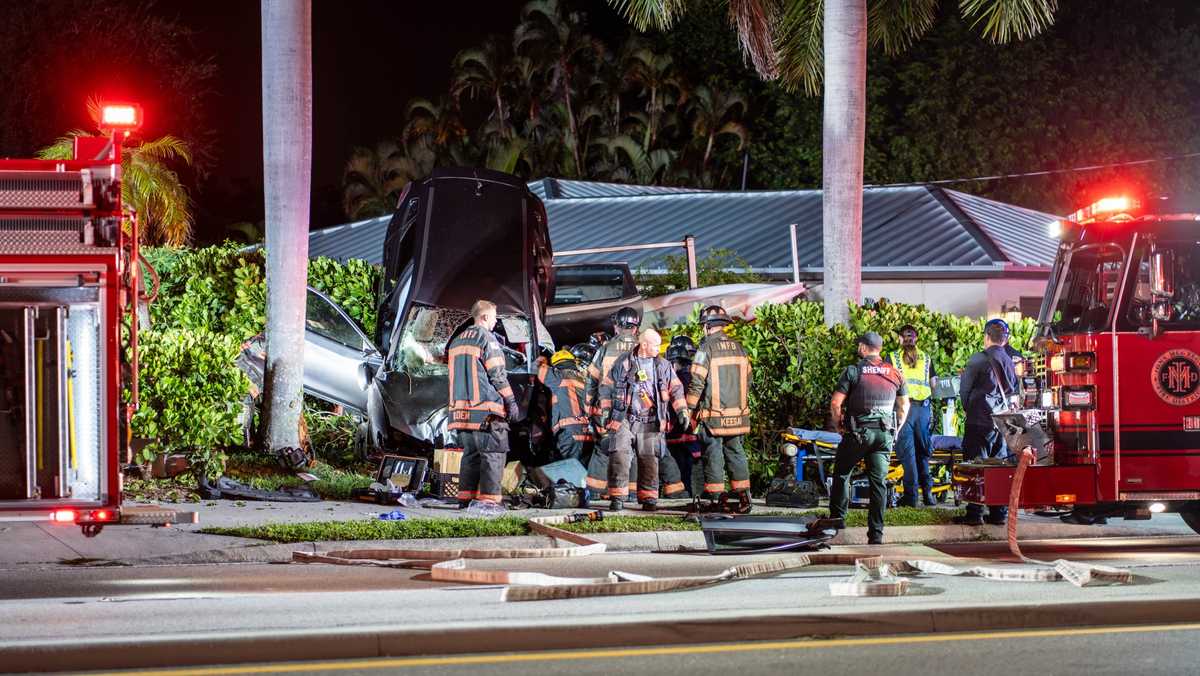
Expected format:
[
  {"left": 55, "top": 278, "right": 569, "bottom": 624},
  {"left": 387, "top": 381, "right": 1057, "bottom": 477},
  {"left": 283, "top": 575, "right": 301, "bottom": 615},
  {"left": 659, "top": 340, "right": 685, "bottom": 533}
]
[
  {"left": 731, "top": 479, "right": 751, "bottom": 490},
  {"left": 704, "top": 483, "right": 725, "bottom": 493},
  {"left": 585, "top": 476, "right": 607, "bottom": 489},
  {"left": 609, "top": 486, "right": 629, "bottom": 497},
  {"left": 637, "top": 489, "right": 659, "bottom": 500},
  {"left": 662, "top": 482, "right": 685, "bottom": 495}
]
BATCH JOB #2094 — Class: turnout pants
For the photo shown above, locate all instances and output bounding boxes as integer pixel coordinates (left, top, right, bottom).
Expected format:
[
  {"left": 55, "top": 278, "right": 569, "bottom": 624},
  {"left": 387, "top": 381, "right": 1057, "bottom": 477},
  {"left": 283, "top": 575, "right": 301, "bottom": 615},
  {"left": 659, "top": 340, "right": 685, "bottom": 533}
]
[
  {"left": 962, "top": 422, "right": 1007, "bottom": 522},
  {"left": 457, "top": 422, "right": 509, "bottom": 504},
  {"left": 658, "top": 439, "right": 687, "bottom": 498},
  {"left": 894, "top": 401, "right": 933, "bottom": 505},
  {"left": 586, "top": 433, "right": 638, "bottom": 498},
  {"left": 554, "top": 426, "right": 593, "bottom": 464},
  {"left": 697, "top": 425, "right": 750, "bottom": 498},
  {"left": 609, "top": 421, "right": 663, "bottom": 503},
  {"left": 828, "top": 426, "right": 893, "bottom": 542}
]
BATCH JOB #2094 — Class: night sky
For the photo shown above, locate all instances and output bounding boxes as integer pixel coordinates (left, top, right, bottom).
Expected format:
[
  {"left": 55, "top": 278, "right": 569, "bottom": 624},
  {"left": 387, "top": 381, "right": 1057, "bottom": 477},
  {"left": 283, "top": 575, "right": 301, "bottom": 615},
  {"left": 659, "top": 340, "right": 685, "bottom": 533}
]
[{"left": 164, "top": 0, "right": 540, "bottom": 235}]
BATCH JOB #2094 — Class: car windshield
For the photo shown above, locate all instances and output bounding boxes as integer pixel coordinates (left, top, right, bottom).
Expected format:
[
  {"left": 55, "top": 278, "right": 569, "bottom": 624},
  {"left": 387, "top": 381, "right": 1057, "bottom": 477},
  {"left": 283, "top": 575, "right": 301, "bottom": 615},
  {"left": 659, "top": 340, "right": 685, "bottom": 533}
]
[
  {"left": 1044, "top": 245, "right": 1125, "bottom": 334},
  {"left": 392, "top": 304, "right": 533, "bottom": 376}
]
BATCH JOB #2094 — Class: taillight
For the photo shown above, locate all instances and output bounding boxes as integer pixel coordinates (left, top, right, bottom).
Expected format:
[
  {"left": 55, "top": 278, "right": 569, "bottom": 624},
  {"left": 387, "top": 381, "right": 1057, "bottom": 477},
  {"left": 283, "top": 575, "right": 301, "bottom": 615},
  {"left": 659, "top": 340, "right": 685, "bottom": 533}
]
[
  {"left": 1066, "top": 352, "right": 1097, "bottom": 373},
  {"left": 50, "top": 509, "right": 76, "bottom": 523}
]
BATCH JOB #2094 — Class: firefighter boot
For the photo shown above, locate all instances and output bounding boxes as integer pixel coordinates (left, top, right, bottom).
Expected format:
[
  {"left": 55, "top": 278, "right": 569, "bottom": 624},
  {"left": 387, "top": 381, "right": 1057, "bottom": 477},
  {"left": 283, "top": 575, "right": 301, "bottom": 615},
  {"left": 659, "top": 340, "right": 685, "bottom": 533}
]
[
  {"left": 734, "top": 490, "right": 753, "bottom": 515},
  {"left": 609, "top": 498, "right": 624, "bottom": 512}
]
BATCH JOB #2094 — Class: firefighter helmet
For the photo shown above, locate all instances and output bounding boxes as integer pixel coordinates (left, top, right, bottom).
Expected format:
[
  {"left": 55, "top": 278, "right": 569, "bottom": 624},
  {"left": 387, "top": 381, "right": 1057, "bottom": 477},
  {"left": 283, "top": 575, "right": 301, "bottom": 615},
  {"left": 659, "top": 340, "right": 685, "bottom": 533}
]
[
  {"left": 665, "top": 344, "right": 692, "bottom": 362},
  {"left": 588, "top": 331, "right": 609, "bottom": 348},
  {"left": 570, "top": 343, "right": 596, "bottom": 364},
  {"left": 611, "top": 306, "right": 641, "bottom": 329},
  {"left": 699, "top": 305, "right": 732, "bottom": 327},
  {"left": 668, "top": 334, "right": 696, "bottom": 354},
  {"left": 550, "top": 349, "right": 576, "bottom": 366}
]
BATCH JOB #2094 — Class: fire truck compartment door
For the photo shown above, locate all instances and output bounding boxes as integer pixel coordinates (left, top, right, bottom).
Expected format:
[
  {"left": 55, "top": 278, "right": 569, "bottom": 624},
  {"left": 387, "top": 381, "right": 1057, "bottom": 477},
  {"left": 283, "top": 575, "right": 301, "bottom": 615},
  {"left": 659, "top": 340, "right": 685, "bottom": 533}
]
[{"left": 955, "top": 463, "right": 1097, "bottom": 507}]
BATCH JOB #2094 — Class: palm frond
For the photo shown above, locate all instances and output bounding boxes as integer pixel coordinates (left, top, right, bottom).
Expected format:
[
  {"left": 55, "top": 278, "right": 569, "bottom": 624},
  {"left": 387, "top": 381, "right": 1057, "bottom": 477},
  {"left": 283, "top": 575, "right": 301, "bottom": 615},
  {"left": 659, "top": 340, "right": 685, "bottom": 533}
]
[
  {"left": 35, "top": 131, "right": 93, "bottom": 160},
  {"left": 607, "top": 0, "right": 689, "bottom": 32},
  {"left": 868, "top": 0, "right": 939, "bottom": 54},
  {"left": 716, "top": 120, "right": 750, "bottom": 148},
  {"left": 486, "top": 138, "right": 529, "bottom": 174},
  {"left": 132, "top": 135, "right": 194, "bottom": 166},
  {"left": 959, "top": 0, "right": 1058, "bottom": 44},
  {"left": 728, "top": 0, "right": 781, "bottom": 80},
  {"left": 776, "top": 0, "right": 824, "bottom": 95}
]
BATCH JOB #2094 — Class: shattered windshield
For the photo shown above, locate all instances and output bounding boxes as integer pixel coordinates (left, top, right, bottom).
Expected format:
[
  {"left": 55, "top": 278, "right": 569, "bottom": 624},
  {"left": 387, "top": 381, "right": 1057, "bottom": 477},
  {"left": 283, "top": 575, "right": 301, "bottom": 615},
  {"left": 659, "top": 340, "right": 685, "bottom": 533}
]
[
  {"left": 1044, "top": 245, "right": 1125, "bottom": 334},
  {"left": 392, "top": 304, "right": 534, "bottom": 376}
]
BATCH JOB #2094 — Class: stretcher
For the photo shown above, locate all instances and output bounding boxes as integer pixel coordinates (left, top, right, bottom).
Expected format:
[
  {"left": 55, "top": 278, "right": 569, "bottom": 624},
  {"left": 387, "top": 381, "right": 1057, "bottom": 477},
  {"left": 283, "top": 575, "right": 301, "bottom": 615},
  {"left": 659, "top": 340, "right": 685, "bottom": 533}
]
[{"left": 780, "top": 429, "right": 962, "bottom": 507}]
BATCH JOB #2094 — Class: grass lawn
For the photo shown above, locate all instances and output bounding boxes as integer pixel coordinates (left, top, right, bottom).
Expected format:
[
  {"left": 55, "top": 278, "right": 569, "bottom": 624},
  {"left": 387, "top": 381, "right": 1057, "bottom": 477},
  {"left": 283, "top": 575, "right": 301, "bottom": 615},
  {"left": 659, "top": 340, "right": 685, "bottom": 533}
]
[{"left": 201, "top": 506, "right": 965, "bottom": 543}]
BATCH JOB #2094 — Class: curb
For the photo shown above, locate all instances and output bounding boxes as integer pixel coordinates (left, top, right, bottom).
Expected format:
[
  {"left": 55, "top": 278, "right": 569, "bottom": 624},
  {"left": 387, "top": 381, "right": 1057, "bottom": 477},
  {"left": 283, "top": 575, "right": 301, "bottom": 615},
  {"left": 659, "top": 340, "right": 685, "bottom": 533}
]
[
  {"left": 115, "top": 523, "right": 1188, "bottom": 566},
  {"left": 6, "top": 595, "right": 1200, "bottom": 672}
]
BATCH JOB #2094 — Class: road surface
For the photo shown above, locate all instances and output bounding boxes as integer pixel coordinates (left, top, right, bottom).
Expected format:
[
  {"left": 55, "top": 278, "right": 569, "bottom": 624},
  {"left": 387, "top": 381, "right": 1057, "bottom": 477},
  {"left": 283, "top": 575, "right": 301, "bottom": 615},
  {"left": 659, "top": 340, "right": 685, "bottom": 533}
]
[{"left": 90, "top": 624, "right": 1200, "bottom": 676}]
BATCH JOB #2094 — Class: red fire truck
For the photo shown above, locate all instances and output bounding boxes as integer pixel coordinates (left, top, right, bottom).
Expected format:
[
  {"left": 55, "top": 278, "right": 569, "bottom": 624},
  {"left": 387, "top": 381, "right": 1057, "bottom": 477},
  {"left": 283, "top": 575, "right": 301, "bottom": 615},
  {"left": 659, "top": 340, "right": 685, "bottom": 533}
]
[
  {"left": 955, "top": 196, "right": 1200, "bottom": 532},
  {"left": 0, "top": 102, "right": 189, "bottom": 536}
]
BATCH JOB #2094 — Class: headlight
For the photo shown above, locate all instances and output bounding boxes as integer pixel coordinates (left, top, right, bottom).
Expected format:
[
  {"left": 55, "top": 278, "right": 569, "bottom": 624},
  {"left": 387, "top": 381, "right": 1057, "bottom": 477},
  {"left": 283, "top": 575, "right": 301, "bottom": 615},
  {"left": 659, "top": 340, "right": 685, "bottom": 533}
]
[{"left": 781, "top": 443, "right": 799, "bottom": 457}]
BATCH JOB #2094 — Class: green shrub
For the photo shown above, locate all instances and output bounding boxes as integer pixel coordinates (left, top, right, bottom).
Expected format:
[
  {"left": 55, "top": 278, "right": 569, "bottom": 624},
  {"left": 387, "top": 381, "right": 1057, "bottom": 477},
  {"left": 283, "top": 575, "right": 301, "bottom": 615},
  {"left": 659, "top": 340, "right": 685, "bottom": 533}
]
[
  {"left": 142, "top": 244, "right": 380, "bottom": 340},
  {"left": 668, "top": 300, "right": 1036, "bottom": 487},
  {"left": 131, "top": 328, "right": 251, "bottom": 479}
]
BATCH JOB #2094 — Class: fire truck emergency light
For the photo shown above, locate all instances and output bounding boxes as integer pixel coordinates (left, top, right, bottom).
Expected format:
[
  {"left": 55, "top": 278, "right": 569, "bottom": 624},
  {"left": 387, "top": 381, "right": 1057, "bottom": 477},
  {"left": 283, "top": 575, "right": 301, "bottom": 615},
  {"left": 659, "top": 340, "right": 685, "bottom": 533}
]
[
  {"left": 100, "top": 103, "right": 142, "bottom": 131},
  {"left": 1068, "top": 196, "right": 1141, "bottom": 225}
]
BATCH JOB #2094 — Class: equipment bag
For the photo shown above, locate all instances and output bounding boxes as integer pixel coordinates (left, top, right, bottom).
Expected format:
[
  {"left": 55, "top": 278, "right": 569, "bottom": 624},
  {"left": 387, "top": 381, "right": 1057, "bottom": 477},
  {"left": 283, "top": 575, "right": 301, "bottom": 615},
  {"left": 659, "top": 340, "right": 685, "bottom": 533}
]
[{"left": 529, "top": 458, "right": 587, "bottom": 489}]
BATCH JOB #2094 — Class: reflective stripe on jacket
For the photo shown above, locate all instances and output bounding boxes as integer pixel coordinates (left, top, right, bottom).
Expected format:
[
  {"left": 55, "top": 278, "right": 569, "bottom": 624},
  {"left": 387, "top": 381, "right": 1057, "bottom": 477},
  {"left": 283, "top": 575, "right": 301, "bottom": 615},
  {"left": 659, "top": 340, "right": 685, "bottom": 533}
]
[
  {"left": 447, "top": 326, "right": 514, "bottom": 431},
  {"left": 585, "top": 331, "right": 639, "bottom": 424},
  {"left": 888, "top": 350, "right": 931, "bottom": 401},
  {"left": 686, "top": 330, "right": 752, "bottom": 436},
  {"left": 537, "top": 361, "right": 593, "bottom": 441},
  {"left": 600, "top": 351, "right": 687, "bottom": 432}
]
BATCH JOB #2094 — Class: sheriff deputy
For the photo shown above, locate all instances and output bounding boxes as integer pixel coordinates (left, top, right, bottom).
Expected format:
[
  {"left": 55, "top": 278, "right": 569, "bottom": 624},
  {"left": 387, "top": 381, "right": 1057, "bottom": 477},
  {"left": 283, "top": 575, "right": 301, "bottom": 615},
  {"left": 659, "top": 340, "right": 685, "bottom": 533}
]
[{"left": 828, "top": 332, "right": 911, "bottom": 545}]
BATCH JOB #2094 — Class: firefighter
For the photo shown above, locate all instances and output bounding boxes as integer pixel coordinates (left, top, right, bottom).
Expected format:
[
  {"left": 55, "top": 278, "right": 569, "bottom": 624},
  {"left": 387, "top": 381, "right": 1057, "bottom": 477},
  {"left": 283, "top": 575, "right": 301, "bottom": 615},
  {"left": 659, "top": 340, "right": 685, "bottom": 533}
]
[
  {"left": 582, "top": 308, "right": 642, "bottom": 502},
  {"left": 535, "top": 346, "right": 594, "bottom": 463},
  {"left": 828, "top": 332, "right": 910, "bottom": 545},
  {"left": 447, "top": 300, "right": 519, "bottom": 507},
  {"left": 600, "top": 329, "right": 689, "bottom": 510},
  {"left": 886, "top": 324, "right": 936, "bottom": 507},
  {"left": 665, "top": 338, "right": 702, "bottom": 497},
  {"left": 954, "top": 319, "right": 1018, "bottom": 526},
  {"left": 686, "top": 306, "right": 754, "bottom": 514}
]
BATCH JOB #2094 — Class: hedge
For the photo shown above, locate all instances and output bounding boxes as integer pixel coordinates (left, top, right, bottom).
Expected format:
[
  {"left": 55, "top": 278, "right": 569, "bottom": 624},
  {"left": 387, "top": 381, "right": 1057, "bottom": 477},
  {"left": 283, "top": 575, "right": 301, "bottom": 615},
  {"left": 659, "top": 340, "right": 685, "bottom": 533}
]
[
  {"left": 134, "top": 244, "right": 380, "bottom": 475},
  {"left": 667, "top": 300, "right": 1035, "bottom": 487}
]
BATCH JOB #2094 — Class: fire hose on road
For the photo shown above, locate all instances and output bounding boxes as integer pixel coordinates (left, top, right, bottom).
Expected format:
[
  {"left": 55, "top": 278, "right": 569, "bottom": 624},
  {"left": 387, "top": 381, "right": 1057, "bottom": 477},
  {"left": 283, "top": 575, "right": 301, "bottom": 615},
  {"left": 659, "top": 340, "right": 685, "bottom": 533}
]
[{"left": 295, "top": 449, "right": 1132, "bottom": 600}]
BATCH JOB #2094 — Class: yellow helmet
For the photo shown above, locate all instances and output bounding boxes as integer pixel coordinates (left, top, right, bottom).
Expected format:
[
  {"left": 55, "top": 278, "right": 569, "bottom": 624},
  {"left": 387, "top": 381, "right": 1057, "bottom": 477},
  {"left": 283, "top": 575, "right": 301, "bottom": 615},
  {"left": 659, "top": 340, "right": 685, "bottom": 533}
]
[{"left": 550, "top": 349, "right": 575, "bottom": 366}]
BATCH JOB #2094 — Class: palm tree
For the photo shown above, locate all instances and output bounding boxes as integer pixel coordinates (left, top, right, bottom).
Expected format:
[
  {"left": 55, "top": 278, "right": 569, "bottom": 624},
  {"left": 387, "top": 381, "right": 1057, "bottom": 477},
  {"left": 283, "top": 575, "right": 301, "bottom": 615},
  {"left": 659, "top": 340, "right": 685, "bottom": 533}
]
[
  {"left": 514, "top": 0, "right": 605, "bottom": 178},
  {"left": 610, "top": 0, "right": 1057, "bottom": 325},
  {"left": 452, "top": 37, "right": 514, "bottom": 142},
  {"left": 402, "top": 97, "right": 468, "bottom": 165},
  {"left": 341, "top": 140, "right": 418, "bottom": 220},
  {"left": 686, "top": 85, "right": 748, "bottom": 170},
  {"left": 37, "top": 124, "right": 195, "bottom": 245},
  {"left": 260, "top": 0, "right": 312, "bottom": 453},
  {"left": 622, "top": 44, "right": 686, "bottom": 152}
]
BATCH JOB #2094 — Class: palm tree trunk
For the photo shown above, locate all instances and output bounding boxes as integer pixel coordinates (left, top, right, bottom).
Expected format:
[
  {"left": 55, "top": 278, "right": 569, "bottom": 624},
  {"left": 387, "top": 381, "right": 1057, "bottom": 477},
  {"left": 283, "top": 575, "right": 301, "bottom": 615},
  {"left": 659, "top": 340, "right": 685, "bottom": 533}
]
[
  {"left": 703, "top": 132, "right": 715, "bottom": 169},
  {"left": 260, "top": 0, "right": 312, "bottom": 450},
  {"left": 495, "top": 89, "right": 509, "bottom": 139},
  {"left": 821, "top": 0, "right": 866, "bottom": 326}
]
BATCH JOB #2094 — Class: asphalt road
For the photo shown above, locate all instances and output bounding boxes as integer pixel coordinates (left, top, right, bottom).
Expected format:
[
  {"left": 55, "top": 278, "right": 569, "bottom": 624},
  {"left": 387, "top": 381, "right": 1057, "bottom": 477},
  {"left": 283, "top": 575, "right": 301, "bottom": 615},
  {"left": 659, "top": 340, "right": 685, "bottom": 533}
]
[{"left": 87, "top": 624, "right": 1200, "bottom": 676}]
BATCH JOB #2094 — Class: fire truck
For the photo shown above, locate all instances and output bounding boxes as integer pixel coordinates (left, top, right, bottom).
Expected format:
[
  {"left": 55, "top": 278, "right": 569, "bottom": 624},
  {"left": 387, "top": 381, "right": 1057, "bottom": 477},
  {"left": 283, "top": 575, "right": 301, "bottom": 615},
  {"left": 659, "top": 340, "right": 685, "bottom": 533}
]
[
  {"left": 0, "top": 102, "right": 190, "bottom": 536},
  {"left": 955, "top": 195, "right": 1200, "bottom": 532}
]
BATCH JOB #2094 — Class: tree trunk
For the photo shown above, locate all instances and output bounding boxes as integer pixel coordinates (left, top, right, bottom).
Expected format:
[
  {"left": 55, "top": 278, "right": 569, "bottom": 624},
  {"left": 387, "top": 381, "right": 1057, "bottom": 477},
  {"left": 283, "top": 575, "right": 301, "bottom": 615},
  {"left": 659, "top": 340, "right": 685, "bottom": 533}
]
[
  {"left": 821, "top": 0, "right": 866, "bottom": 326},
  {"left": 561, "top": 62, "right": 582, "bottom": 177},
  {"left": 260, "top": 0, "right": 312, "bottom": 450}
]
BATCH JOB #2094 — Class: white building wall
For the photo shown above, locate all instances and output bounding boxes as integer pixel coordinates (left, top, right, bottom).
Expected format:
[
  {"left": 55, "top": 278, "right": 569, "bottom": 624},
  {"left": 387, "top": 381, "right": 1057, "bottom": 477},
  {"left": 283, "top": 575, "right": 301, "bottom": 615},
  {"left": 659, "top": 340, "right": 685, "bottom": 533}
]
[{"left": 805, "top": 277, "right": 1048, "bottom": 318}]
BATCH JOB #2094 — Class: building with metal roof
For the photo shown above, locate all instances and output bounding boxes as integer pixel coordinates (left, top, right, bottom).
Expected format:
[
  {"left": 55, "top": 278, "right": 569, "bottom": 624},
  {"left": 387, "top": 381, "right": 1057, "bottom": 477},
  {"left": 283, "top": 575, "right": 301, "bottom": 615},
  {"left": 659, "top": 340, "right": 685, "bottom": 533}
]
[{"left": 308, "top": 179, "right": 1059, "bottom": 318}]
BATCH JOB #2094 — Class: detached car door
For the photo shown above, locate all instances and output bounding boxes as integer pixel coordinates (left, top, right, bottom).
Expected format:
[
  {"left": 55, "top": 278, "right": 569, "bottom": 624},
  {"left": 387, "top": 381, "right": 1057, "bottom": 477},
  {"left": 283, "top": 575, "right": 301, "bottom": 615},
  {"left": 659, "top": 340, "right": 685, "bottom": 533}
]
[
  {"left": 545, "top": 263, "right": 642, "bottom": 345},
  {"left": 299, "top": 287, "right": 380, "bottom": 413}
]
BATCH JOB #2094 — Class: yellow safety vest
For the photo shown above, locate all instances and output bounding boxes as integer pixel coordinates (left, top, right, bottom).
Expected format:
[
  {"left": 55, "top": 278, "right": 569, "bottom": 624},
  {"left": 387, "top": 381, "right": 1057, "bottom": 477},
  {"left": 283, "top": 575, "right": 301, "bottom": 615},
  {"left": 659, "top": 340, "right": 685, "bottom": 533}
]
[{"left": 890, "top": 350, "right": 932, "bottom": 401}]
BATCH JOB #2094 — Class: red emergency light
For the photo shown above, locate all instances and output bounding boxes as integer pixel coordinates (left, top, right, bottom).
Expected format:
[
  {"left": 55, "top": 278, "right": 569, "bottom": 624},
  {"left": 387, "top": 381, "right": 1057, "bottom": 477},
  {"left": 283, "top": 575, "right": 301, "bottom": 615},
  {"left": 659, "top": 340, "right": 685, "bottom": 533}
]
[
  {"left": 1068, "top": 195, "right": 1141, "bottom": 224},
  {"left": 50, "top": 509, "right": 76, "bottom": 524},
  {"left": 99, "top": 103, "right": 142, "bottom": 131}
]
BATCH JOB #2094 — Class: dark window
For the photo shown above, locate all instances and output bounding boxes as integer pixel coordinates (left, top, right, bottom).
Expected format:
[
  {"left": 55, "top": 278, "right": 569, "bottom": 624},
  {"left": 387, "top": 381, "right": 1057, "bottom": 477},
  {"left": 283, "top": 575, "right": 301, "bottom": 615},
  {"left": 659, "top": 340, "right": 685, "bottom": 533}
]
[
  {"left": 1126, "top": 240, "right": 1200, "bottom": 330},
  {"left": 306, "top": 289, "right": 367, "bottom": 349},
  {"left": 551, "top": 265, "right": 625, "bottom": 305},
  {"left": 1047, "top": 247, "right": 1124, "bottom": 334}
]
